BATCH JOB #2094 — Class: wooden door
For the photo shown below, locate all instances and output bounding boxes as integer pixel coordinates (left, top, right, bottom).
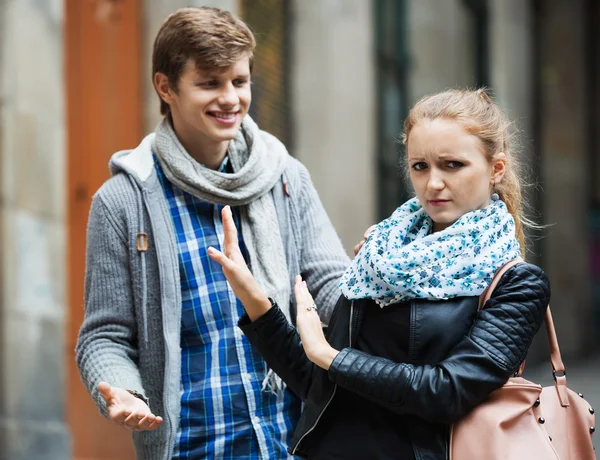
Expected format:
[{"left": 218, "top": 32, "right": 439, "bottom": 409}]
[{"left": 66, "top": 0, "right": 142, "bottom": 458}]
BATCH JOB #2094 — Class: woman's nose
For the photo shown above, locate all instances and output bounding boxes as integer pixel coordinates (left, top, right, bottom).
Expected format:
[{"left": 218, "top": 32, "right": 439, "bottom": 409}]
[{"left": 427, "top": 172, "right": 445, "bottom": 190}]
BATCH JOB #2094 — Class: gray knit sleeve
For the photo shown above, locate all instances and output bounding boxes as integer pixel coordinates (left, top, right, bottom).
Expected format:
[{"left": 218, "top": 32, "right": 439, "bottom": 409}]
[
  {"left": 289, "top": 160, "right": 351, "bottom": 323},
  {"left": 75, "top": 193, "right": 146, "bottom": 418}
]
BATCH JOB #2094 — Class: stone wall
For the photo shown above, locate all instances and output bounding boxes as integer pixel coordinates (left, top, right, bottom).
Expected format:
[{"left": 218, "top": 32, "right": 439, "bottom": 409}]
[
  {"left": 290, "top": 0, "right": 376, "bottom": 253},
  {"left": 408, "top": 0, "right": 479, "bottom": 102},
  {"left": 0, "top": 0, "right": 69, "bottom": 459}
]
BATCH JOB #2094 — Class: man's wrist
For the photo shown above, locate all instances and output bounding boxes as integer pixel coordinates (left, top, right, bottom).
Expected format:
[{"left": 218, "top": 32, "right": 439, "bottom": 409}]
[{"left": 126, "top": 389, "right": 148, "bottom": 405}]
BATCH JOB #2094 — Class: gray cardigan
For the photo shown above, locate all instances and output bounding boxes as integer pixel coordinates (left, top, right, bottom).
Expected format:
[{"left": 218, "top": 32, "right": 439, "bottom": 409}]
[{"left": 75, "top": 133, "right": 350, "bottom": 460}]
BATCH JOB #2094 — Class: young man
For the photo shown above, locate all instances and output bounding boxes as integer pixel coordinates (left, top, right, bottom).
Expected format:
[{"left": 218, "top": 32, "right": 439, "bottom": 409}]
[{"left": 75, "top": 7, "right": 349, "bottom": 460}]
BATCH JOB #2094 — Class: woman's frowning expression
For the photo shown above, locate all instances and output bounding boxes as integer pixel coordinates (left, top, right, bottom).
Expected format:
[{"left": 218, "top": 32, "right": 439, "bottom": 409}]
[{"left": 407, "top": 118, "right": 506, "bottom": 232}]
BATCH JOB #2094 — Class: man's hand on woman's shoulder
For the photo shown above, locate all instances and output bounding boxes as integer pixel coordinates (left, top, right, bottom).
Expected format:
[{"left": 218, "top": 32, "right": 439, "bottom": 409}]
[{"left": 354, "top": 225, "right": 377, "bottom": 256}]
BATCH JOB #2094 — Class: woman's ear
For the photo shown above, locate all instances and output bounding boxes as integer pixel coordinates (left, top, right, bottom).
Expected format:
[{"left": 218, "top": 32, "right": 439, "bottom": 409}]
[{"left": 491, "top": 152, "right": 507, "bottom": 185}]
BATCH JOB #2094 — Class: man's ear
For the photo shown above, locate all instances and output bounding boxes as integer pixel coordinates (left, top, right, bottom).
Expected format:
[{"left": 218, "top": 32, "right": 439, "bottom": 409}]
[
  {"left": 154, "top": 72, "right": 174, "bottom": 105},
  {"left": 491, "top": 151, "right": 507, "bottom": 185}
]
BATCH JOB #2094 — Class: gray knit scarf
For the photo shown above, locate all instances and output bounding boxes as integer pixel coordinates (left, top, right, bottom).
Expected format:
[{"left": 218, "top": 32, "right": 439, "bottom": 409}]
[{"left": 153, "top": 116, "right": 291, "bottom": 323}]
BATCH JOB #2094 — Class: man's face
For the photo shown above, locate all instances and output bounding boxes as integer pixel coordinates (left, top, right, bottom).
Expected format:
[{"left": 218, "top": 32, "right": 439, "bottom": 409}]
[{"left": 166, "top": 55, "right": 252, "bottom": 146}]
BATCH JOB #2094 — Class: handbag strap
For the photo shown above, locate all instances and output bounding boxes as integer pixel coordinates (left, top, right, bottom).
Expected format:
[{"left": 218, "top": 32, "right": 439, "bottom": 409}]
[
  {"left": 479, "top": 259, "right": 570, "bottom": 407},
  {"left": 477, "top": 259, "right": 523, "bottom": 311}
]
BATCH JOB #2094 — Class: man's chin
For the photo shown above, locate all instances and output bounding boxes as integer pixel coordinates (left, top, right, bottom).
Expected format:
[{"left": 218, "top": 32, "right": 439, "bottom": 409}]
[{"left": 209, "top": 127, "right": 241, "bottom": 142}]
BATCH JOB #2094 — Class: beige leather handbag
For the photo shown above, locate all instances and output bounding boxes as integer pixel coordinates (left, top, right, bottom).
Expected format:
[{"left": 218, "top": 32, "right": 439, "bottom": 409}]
[{"left": 449, "top": 260, "right": 596, "bottom": 459}]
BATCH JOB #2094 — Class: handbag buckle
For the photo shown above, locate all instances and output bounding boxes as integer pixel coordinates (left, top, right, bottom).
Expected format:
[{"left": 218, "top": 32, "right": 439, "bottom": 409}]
[{"left": 552, "top": 369, "right": 566, "bottom": 381}]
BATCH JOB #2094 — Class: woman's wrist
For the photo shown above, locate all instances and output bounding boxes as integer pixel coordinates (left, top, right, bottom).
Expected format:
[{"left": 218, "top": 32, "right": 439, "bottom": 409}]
[
  {"left": 245, "top": 294, "right": 274, "bottom": 322},
  {"left": 309, "top": 344, "right": 339, "bottom": 371}
]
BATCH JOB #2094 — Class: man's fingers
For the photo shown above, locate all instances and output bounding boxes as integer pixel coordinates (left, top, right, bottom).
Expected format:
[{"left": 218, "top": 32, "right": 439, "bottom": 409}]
[
  {"left": 363, "top": 224, "right": 377, "bottom": 240},
  {"left": 147, "top": 416, "right": 163, "bottom": 431},
  {"left": 109, "top": 407, "right": 131, "bottom": 425},
  {"left": 136, "top": 414, "right": 155, "bottom": 431},
  {"left": 354, "top": 241, "right": 365, "bottom": 256},
  {"left": 124, "top": 411, "right": 146, "bottom": 429},
  {"left": 97, "top": 382, "right": 114, "bottom": 404},
  {"left": 354, "top": 224, "right": 376, "bottom": 256}
]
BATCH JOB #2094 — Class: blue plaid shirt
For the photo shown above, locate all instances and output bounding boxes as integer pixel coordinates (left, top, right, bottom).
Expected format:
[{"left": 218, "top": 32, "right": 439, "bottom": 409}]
[{"left": 155, "top": 156, "right": 300, "bottom": 459}]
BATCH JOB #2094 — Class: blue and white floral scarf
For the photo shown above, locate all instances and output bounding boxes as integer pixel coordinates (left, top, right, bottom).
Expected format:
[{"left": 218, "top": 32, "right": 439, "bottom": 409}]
[{"left": 339, "top": 197, "right": 521, "bottom": 307}]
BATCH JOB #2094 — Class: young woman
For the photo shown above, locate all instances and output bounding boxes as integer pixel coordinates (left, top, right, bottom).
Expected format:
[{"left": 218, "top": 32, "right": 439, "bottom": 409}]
[{"left": 208, "top": 89, "right": 550, "bottom": 459}]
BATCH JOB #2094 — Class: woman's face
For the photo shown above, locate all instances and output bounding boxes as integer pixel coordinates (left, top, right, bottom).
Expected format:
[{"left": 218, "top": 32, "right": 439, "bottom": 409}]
[{"left": 407, "top": 118, "right": 506, "bottom": 232}]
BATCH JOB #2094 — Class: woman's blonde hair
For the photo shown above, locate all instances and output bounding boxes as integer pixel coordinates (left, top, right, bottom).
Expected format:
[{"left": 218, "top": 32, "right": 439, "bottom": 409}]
[{"left": 402, "top": 88, "right": 528, "bottom": 253}]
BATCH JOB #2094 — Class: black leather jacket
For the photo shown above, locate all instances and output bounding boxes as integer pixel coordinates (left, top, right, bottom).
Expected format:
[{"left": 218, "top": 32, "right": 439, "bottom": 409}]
[{"left": 239, "top": 263, "right": 550, "bottom": 459}]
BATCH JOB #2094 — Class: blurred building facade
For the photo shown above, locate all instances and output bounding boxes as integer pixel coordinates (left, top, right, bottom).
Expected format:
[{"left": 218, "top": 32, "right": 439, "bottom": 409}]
[{"left": 0, "top": 0, "right": 598, "bottom": 458}]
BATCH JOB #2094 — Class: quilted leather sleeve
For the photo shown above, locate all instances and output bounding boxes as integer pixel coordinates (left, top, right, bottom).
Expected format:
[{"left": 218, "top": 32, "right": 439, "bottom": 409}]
[
  {"left": 470, "top": 263, "right": 549, "bottom": 371},
  {"left": 327, "top": 263, "right": 550, "bottom": 424},
  {"left": 239, "top": 304, "right": 315, "bottom": 400}
]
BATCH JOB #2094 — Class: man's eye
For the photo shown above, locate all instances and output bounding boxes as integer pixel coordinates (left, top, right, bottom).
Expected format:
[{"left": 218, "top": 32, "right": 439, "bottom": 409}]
[
  {"left": 412, "top": 162, "right": 427, "bottom": 171},
  {"left": 233, "top": 79, "right": 248, "bottom": 86},
  {"left": 201, "top": 80, "right": 218, "bottom": 88}
]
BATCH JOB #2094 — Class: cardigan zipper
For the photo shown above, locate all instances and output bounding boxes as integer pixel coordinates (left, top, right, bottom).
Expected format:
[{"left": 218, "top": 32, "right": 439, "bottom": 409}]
[{"left": 291, "top": 385, "right": 338, "bottom": 455}]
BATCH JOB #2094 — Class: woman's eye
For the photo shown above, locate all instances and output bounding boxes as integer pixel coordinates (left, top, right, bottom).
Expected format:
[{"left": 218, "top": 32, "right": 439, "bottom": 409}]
[
  {"left": 233, "top": 79, "right": 248, "bottom": 86},
  {"left": 447, "top": 161, "right": 464, "bottom": 169},
  {"left": 412, "top": 162, "right": 427, "bottom": 171}
]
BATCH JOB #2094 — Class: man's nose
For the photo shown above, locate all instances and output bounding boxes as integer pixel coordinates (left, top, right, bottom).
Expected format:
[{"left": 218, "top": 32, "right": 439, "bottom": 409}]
[{"left": 219, "top": 82, "right": 239, "bottom": 106}]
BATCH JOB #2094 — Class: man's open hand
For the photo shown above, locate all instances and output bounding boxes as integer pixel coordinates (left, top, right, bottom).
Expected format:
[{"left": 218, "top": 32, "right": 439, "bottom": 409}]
[{"left": 98, "top": 382, "right": 163, "bottom": 432}]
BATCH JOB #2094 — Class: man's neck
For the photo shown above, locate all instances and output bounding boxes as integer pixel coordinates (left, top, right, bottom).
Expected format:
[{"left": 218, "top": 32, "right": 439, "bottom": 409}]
[{"left": 170, "top": 117, "right": 230, "bottom": 170}]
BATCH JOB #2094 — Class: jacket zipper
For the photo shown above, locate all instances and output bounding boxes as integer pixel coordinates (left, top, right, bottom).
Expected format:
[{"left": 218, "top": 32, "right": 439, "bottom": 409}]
[
  {"left": 291, "top": 384, "right": 337, "bottom": 455},
  {"left": 349, "top": 300, "right": 355, "bottom": 345},
  {"left": 291, "top": 300, "right": 355, "bottom": 455},
  {"left": 409, "top": 300, "right": 416, "bottom": 361},
  {"left": 445, "top": 427, "right": 450, "bottom": 460}
]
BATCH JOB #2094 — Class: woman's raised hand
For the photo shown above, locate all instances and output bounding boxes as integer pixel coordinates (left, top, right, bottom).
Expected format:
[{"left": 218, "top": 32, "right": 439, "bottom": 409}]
[
  {"left": 208, "top": 206, "right": 272, "bottom": 321},
  {"left": 294, "top": 275, "right": 339, "bottom": 370}
]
